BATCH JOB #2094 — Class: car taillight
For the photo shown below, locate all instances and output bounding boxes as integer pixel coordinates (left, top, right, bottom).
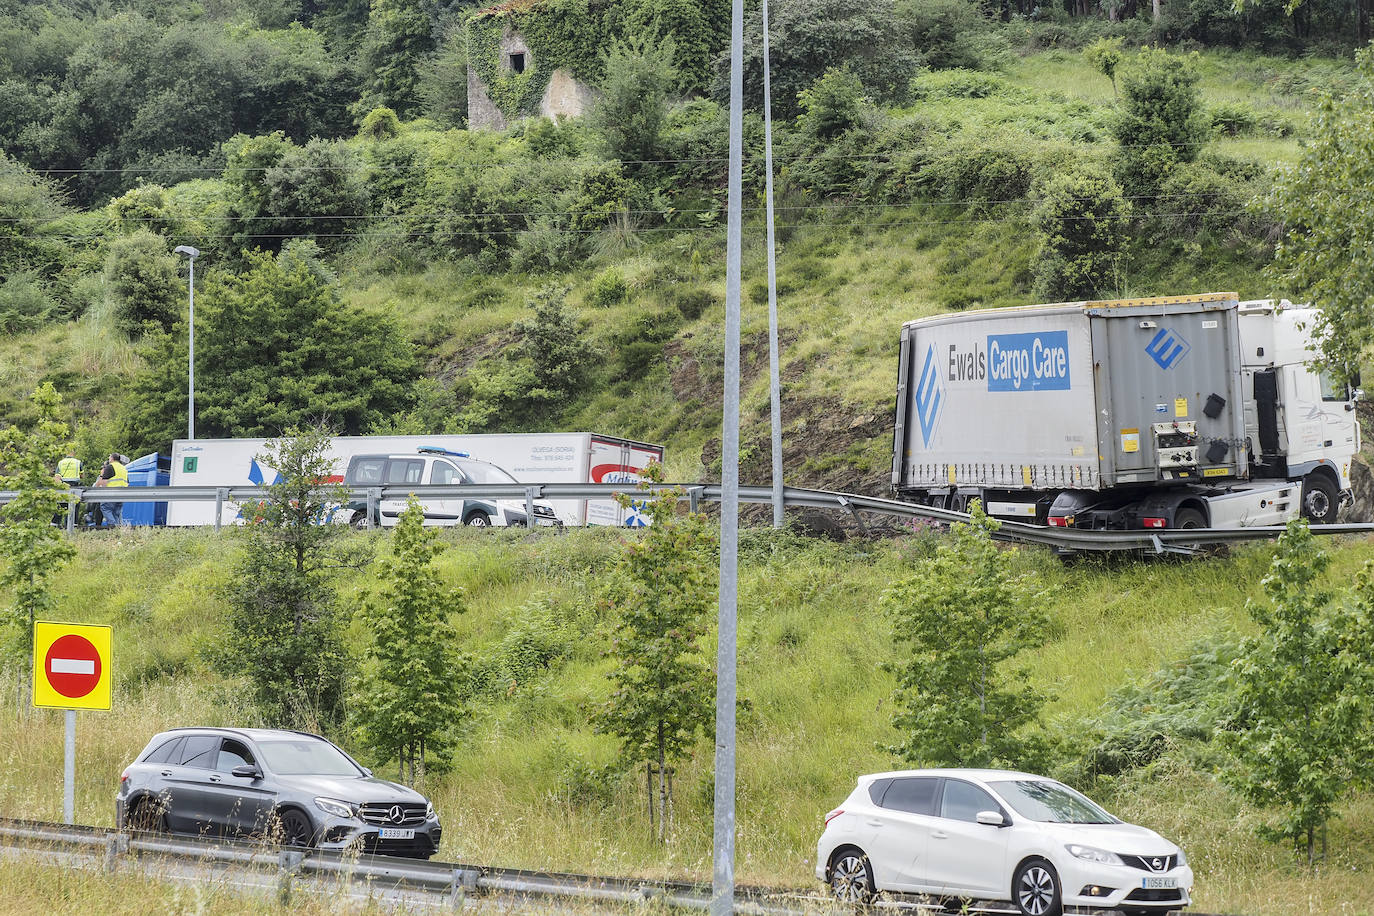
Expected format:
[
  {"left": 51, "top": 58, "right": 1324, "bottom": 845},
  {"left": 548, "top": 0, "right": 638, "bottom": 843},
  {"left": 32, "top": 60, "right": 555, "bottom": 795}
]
[
  {"left": 1142, "top": 517, "right": 1167, "bottom": 528},
  {"left": 824, "top": 808, "right": 844, "bottom": 827},
  {"left": 1047, "top": 516, "right": 1071, "bottom": 528},
  {"left": 120, "top": 771, "right": 128, "bottom": 784}
]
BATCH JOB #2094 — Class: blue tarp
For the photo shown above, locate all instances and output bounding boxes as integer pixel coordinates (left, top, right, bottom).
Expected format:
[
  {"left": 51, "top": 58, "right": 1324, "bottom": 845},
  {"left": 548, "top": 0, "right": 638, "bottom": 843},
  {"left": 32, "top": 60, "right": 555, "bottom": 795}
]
[{"left": 124, "top": 452, "right": 171, "bottom": 526}]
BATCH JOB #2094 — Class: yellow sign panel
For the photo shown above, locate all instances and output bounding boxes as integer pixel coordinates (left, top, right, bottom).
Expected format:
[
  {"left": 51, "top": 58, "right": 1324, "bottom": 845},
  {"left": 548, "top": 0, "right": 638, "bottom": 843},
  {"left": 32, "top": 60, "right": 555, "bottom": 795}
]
[
  {"left": 32, "top": 621, "right": 112, "bottom": 711},
  {"left": 1174, "top": 397, "right": 1188, "bottom": 418},
  {"left": 1120, "top": 429, "right": 1140, "bottom": 453}
]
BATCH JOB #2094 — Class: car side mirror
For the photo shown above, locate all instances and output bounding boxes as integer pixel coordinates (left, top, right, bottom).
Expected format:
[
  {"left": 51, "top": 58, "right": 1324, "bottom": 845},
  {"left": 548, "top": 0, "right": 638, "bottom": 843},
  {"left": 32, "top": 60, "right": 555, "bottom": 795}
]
[
  {"left": 976, "top": 810, "right": 1008, "bottom": 827},
  {"left": 231, "top": 764, "right": 262, "bottom": 779}
]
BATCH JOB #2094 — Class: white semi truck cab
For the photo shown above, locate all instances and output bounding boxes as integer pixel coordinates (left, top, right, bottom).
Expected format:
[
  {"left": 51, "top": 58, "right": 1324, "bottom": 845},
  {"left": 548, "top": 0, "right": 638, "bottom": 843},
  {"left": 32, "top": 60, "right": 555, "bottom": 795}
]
[{"left": 891, "top": 293, "right": 1360, "bottom": 530}]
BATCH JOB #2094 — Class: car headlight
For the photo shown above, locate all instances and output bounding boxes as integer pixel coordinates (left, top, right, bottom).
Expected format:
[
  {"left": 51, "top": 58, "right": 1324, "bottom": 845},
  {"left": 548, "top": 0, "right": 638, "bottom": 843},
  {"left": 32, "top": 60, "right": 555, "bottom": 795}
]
[
  {"left": 426, "top": 801, "right": 435, "bottom": 820},
  {"left": 1066, "top": 844, "right": 1124, "bottom": 866},
  {"left": 1176, "top": 848, "right": 1187, "bottom": 867},
  {"left": 314, "top": 797, "right": 356, "bottom": 818}
]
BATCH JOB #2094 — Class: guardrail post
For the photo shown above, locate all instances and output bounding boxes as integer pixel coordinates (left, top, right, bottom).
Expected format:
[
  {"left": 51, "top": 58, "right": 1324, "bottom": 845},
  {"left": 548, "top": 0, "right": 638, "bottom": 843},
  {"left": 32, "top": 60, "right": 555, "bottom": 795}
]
[
  {"left": 103, "top": 832, "right": 127, "bottom": 872},
  {"left": 689, "top": 488, "right": 701, "bottom": 513},
  {"left": 837, "top": 496, "right": 869, "bottom": 535},
  {"left": 524, "top": 488, "right": 536, "bottom": 529},
  {"left": 214, "top": 488, "right": 227, "bottom": 531},
  {"left": 66, "top": 498, "right": 78, "bottom": 535},
  {"left": 449, "top": 867, "right": 476, "bottom": 908},
  {"left": 367, "top": 488, "right": 382, "bottom": 528},
  {"left": 278, "top": 849, "right": 304, "bottom": 905}
]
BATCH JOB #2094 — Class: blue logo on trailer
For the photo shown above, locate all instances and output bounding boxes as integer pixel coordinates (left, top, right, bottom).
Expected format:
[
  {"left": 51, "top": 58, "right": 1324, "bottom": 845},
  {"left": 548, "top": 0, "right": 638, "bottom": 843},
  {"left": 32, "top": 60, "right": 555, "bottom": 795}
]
[
  {"left": 986, "top": 331, "right": 1072, "bottom": 392},
  {"left": 624, "top": 499, "right": 649, "bottom": 527},
  {"left": 915, "top": 344, "right": 944, "bottom": 446},
  {"left": 1145, "top": 327, "right": 1191, "bottom": 369}
]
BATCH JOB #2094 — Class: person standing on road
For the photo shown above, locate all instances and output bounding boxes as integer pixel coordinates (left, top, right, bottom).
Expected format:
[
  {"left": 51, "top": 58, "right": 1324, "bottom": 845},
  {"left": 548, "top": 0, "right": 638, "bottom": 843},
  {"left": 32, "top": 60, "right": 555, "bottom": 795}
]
[
  {"left": 94, "top": 453, "right": 128, "bottom": 528},
  {"left": 54, "top": 450, "right": 84, "bottom": 526}
]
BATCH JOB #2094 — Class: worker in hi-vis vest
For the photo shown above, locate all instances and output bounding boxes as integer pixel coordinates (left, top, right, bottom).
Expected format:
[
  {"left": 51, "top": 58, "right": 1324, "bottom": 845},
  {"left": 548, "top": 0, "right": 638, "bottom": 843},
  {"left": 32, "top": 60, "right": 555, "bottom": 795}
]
[
  {"left": 56, "top": 451, "right": 82, "bottom": 485},
  {"left": 94, "top": 453, "right": 128, "bottom": 528}
]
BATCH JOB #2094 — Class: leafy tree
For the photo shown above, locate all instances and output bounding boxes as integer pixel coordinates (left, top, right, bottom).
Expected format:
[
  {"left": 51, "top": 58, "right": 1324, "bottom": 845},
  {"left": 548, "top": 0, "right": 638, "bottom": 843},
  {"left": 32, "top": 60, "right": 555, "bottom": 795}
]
[
  {"left": 1084, "top": 37, "right": 1124, "bottom": 98},
  {"left": 1262, "top": 46, "right": 1374, "bottom": 377},
  {"left": 727, "top": 0, "right": 919, "bottom": 118},
  {"left": 796, "top": 67, "right": 869, "bottom": 140},
  {"left": 596, "top": 471, "right": 716, "bottom": 838},
  {"left": 893, "top": 0, "right": 1005, "bottom": 72},
  {"left": 353, "top": 497, "right": 467, "bottom": 785},
  {"left": 355, "top": 0, "right": 436, "bottom": 120},
  {"left": 588, "top": 36, "right": 677, "bottom": 164},
  {"left": 1222, "top": 520, "right": 1374, "bottom": 867},
  {"left": 1031, "top": 165, "right": 1130, "bottom": 302},
  {"left": 214, "top": 426, "right": 359, "bottom": 728},
  {"left": 882, "top": 502, "right": 1051, "bottom": 769},
  {"left": 263, "top": 138, "right": 371, "bottom": 248},
  {"left": 0, "top": 384, "right": 76, "bottom": 678},
  {"left": 620, "top": 0, "right": 728, "bottom": 95},
  {"left": 515, "top": 285, "right": 591, "bottom": 402},
  {"left": 104, "top": 230, "right": 183, "bottom": 336},
  {"left": 121, "top": 246, "right": 418, "bottom": 452},
  {"left": 1112, "top": 48, "right": 1209, "bottom": 198}
]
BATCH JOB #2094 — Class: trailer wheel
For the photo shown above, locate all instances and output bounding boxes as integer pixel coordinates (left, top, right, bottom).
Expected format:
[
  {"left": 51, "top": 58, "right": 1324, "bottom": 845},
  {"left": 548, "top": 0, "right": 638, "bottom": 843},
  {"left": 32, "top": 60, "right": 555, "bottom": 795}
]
[
  {"left": 1301, "top": 475, "right": 1339, "bottom": 524},
  {"left": 349, "top": 511, "right": 373, "bottom": 530},
  {"left": 1173, "top": 508, "right": 1205, "bottom": 529}
]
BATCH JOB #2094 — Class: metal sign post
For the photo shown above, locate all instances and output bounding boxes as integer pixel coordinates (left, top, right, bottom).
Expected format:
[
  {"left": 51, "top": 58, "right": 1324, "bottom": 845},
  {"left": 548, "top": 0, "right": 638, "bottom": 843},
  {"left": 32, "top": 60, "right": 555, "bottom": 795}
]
[
  {"left": 762, "top": 0, "right": 784, "bottom": 529},
  {"left": 33, "top": 621, "right": 113, "bottom": 826}
]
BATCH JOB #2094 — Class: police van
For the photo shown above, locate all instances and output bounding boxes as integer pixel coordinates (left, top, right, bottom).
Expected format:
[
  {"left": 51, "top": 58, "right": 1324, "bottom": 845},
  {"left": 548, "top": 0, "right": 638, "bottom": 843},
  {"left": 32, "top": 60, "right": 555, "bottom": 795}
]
[{"left": 343, "top": 447, "right": 560, "bottom": 528}]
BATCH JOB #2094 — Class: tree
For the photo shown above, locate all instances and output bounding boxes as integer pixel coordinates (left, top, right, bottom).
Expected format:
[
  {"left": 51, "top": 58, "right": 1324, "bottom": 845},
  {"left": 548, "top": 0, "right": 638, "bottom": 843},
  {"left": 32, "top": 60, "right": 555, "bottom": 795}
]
[
  {"left": 596, "top": 471, "right": 716, "bottom": 838},
  {"left": 882, "top": 502, "right": 1051, "bottom": 768},
  {"left": 1084, "top": 37, "right": 1124, "bottom": 98},
  {"left": 353, "top": 497, "right": 467, "bottom": 786},
  {"left": 1031, "top": 166, "right": 1130, "bottom": 302},
  {"left": 263, "top": 138, "right": 371, "bottom": 248},
  {"left": 620, "top": 0, "right": 728, "bottom": 95},
  {"left": 355, "top": 0, "right": 436, "bottom": 120},
  {"left": 1112, "top": 48, "right": 1209, "bottom": 198},
  {"left": 796, "top": 67, "right": 869, "bottom": 141},
  {"left": 588, "top": 36, "right": 677, "bottom": 164},
  {"left": 214, "top": 426, "right": 360, "bottom": 728},
  {"left": 515, "top": 285, "right": 592, "bottom": 403},
  {"left": 120, "top": 246, "right": 418, "bottom": 453},
  {"left": 0, "top": 384, "right": 76, "bottom": 686},
  {"left": 1222, "top": 519, "right": 1374, "bottom": 867},
  {"left": 1262, "top": 46, "right": 1374, "bottom": 378},
  {"left": 103, "top": 229, "right": 183, "bottom": 336}
]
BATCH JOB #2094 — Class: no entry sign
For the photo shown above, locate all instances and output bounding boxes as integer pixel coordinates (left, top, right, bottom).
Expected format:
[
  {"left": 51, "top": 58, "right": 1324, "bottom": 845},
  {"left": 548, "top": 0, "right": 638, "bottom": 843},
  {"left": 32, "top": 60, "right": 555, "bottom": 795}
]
[{"left": 33, "top": 622, "right": 111, "bottom": 710}]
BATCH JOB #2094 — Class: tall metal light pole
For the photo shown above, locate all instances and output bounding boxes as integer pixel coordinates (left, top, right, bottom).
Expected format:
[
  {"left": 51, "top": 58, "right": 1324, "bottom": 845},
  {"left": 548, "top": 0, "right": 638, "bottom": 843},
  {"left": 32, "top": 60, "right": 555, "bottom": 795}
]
[
  {"left": 713, "top": 0, "right": 744, "bottom": 912},
  {"left": 174, "top": 245, "right": 200, "bottom": 440},
  {"left": 762, "top": 0, "right": 784, "bottom": 528}
]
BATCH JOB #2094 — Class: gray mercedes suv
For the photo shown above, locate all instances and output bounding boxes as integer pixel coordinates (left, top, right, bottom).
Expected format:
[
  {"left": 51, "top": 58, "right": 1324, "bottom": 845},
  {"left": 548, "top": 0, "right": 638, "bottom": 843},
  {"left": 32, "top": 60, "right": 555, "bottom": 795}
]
[{"left": 116, "top": 727, "right": 442, "bottom": 859}]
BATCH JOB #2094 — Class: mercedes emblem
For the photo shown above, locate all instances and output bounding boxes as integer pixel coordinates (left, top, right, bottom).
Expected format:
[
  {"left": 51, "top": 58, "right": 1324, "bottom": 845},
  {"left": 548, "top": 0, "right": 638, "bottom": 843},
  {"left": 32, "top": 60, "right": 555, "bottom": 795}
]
[{"left": 389, "top": 805, "right": 404, "bottom": 824}]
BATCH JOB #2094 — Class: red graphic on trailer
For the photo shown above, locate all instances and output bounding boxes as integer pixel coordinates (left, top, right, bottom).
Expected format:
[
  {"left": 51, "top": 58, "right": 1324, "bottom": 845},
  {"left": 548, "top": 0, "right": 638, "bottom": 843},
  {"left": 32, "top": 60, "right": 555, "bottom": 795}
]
[
  {"left": 590, "top": 463, "right": 645, "bottom": 484},
  {"left": 44, "top": 634, "right": 103, "bottom": 699}
]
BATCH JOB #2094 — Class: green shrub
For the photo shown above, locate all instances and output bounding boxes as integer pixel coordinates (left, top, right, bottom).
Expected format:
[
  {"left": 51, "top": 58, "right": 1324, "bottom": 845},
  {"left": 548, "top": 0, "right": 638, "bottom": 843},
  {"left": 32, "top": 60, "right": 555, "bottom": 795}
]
[
  {"left": 358, "top": 106, "right": 401, "bottom": 140},
  {"left": 797, "top": 67, "right": 871, "bottom": 140},
  {"left": 0, "top": 270, "right": 55, "bottom": 333},
  {"left": 671, "top": 286, "right": 714, "bottom": 320},
  {"left": 1032, "top": 165, "right": 1130, "bottom": 302},
  {"left": 907, "top": 68, "right": 1017, "bottom": 102},
  {"left": 103, "top": 229, "right": 182, "bottom": 336},
  {"left": 1209, "top": 100, "right": 1258, "bottom": 136},
  {"left": 617, "top": 339, "right": 662, "bottom": 379},
  {"left": 588, "top": 267, "right": 629, "bottom": 308}
]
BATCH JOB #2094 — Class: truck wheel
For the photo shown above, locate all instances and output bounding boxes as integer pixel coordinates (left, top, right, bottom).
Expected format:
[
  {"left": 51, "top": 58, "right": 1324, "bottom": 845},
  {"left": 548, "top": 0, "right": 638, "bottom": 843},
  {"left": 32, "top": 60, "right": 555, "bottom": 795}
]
[
  {"left": 349, "top": 511, "right": 372, "bottom": 530},
  {"left": 1173, "top": 508, "right": 1205, "bottom": 529},
  {"left": 1301, "top": 475, "right": 1339, "bottom": 524}
]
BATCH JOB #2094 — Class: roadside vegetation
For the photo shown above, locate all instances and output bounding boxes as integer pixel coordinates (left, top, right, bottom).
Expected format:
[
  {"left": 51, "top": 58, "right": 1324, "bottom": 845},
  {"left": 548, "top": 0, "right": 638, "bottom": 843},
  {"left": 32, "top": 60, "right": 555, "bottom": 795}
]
[{"left": 1, "top": 524, "right": 1373, "bottom": 913}]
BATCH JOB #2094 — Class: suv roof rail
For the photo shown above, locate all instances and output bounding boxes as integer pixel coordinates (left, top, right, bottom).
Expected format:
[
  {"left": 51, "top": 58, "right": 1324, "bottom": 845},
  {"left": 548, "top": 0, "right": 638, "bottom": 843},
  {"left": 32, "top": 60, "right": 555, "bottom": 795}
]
[{"left": 416, "top": 446, "right": 470, "bottom": 458}]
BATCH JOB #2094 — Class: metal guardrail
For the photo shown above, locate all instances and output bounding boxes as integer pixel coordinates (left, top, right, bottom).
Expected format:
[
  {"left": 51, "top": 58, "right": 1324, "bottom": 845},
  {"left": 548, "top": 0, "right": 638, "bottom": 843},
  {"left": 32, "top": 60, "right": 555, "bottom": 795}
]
[
  {"left": 4, "top": 480, "right": 1372, "bottom": 553},
  {"left": 0, "top": 815, "right": 1233, "bottom": 915}
]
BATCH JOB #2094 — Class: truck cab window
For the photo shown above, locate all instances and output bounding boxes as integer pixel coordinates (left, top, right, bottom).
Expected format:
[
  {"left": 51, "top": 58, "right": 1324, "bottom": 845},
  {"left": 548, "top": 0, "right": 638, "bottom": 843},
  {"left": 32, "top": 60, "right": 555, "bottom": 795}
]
[{"left": 1318, "top": 370, "right": 1349, "bottom": 402}]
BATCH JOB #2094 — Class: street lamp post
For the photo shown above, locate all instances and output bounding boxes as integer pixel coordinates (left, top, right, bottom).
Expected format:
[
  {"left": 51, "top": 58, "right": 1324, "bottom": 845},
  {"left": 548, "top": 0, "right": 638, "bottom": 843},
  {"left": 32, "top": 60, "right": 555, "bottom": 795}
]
[{"left": 173, "top": 246, "right": 200, "bottom": 440}]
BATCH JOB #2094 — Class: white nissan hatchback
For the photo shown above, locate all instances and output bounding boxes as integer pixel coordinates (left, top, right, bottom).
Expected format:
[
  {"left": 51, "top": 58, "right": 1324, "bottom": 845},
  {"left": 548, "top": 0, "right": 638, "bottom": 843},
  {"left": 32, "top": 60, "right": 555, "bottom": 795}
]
[{"left": 816, "top": 769, "right": 1193, "bottom": 915}]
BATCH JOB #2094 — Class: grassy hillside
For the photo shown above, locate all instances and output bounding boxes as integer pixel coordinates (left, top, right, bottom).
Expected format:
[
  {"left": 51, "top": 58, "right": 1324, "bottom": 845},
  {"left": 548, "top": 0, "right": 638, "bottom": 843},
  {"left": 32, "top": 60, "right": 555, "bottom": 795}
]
[
  {"left": 1, "top": 525, "right": 1373, "bottom": 914},
  {"left": 0, "top": 46, "right": 1358, "bottom": 489}
]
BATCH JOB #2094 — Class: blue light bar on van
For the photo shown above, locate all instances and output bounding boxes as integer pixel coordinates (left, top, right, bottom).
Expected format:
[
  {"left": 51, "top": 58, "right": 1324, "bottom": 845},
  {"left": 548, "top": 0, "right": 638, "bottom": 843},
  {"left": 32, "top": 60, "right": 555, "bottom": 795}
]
[{"left": 417, "top": 446, "right": 470, "bottom": 458}]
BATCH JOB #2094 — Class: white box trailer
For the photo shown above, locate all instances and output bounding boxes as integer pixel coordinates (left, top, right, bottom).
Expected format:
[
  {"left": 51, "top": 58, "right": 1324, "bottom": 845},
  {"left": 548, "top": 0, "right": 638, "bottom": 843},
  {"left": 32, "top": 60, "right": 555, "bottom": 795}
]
[
  {"left": 167, "top": 433, "right": 665, "bottom": 528},
  {"left": 891, "top": 293, "right": 1358, "bottom": 530}
]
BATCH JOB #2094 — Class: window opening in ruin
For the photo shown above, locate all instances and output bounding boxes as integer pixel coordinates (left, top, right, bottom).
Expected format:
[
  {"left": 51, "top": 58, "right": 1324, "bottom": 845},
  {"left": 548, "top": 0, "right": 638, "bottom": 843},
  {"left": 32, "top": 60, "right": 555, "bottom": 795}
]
[{"left": 509, "top": 52, "right": 526, "bottom": 73}]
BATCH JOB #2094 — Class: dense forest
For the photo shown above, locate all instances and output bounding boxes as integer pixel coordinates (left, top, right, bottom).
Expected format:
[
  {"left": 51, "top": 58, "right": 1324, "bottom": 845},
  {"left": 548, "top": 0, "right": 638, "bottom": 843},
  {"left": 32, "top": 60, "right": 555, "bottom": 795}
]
[{"left": 2, "top": 0, "right": 1373, "bottom": 478}]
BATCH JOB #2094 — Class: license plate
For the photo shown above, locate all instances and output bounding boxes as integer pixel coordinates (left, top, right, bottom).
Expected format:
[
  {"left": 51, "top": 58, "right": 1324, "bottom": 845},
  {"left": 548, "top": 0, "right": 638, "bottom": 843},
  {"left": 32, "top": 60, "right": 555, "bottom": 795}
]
[
  {"left": 1142, "top": 876, "right": 1178, "bottom": 889},
  {"left": 378, "top": 827, "right": 414, "bottom": 840}
]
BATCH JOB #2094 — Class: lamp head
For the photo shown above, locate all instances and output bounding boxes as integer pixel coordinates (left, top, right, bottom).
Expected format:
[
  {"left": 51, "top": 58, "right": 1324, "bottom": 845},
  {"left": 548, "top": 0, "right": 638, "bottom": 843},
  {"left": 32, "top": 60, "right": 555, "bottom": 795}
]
[{"left": 173, "top": 245, "right": 200, "bottom": 259}]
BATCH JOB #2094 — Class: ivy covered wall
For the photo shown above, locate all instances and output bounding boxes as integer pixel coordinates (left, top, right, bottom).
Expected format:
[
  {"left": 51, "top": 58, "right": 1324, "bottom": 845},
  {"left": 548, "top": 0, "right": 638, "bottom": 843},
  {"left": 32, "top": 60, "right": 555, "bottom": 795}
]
[{"left": 465, "top": 0, "right": 609, "bottom": 126}]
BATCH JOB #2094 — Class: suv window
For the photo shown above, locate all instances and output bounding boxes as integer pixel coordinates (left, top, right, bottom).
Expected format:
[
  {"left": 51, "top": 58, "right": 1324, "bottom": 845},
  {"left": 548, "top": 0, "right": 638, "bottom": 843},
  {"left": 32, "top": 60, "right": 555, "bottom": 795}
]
[
  {"left": 881, "top": 777, "right": 939, "bottom": 815},
  {"left": 350, "top": 457, "right": 385, "bottom": 485},
  {"left": 387, "top": 459, "right": 424, "bottom": 484},
  {"left": 940, "top": 779, "right": 999, "bottom": 823},
  {"left": 217, "top": 739, "right": 255, "bottom": 772},
  {"left": 430, "top": 461, "right": 462, "bottom": 485},
  {"left": 179, "top": 735, "right": 221, "bottom": 769},
  {"left": 145, "top": 737, "right": 183, "bottom": 764}
]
